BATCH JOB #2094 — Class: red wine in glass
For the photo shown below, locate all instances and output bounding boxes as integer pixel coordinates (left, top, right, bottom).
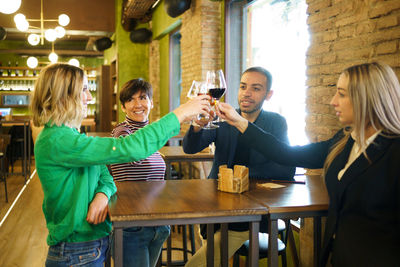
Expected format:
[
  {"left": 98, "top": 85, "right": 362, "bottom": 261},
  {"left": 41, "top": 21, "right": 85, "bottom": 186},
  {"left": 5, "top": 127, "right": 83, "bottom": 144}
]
[{"left": 208, "top": 88, "right": 226, "bottom": 99}]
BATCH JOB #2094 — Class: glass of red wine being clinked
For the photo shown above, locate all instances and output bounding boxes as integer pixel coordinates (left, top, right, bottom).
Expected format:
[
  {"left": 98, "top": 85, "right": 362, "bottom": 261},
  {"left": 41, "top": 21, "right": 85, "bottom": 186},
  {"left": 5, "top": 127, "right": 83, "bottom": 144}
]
[{"left": 205, "top": 69, "right": 226, "bottom": 128}]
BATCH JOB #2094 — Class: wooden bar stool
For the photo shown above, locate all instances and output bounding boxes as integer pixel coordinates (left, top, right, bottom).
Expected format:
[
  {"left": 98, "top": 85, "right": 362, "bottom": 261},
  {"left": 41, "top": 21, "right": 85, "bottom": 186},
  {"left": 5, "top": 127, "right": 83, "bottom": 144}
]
[
  {"left": 233, "top": 219, "right": 289, "bottom": 267},
  {"left": 159, "top": 225, "right": 196, "bottom": 266},
  {"left": 0, "top": 134, "right": 11, "bottom": 202}
]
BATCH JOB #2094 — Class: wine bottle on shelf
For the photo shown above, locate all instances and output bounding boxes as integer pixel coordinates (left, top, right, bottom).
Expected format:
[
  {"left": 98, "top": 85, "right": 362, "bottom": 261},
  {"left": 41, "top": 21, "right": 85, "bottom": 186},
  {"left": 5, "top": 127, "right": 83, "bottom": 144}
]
[
  {"left": 0, "top": 61, "right": 3, "bottom": 76},
  {"left": 15, "top": 61, "right": 19, "bottom": 76},
  {"left": 7, "top": 61, "right": 11, "bottom": 76}
]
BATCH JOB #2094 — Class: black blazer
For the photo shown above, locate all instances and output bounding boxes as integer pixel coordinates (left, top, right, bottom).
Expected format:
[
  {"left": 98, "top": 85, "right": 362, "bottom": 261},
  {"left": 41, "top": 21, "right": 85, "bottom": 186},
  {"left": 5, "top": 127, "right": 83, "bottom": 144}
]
[
  {"left": 183, "top": 109, "right": 295, "bottom": 179},
  {"left": 183, "top": 110, "right": 295, "bottom": 235},
  {"left": 242, "top": 125, "right": 400, "bottom": 266}
]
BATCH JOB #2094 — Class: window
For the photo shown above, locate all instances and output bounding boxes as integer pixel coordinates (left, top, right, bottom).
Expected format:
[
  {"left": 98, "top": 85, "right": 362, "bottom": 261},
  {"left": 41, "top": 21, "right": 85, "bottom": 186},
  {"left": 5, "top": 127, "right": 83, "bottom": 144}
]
[
  {"left": 169, "top": 30, "right": 182, "bottom": 111},
  {"left": 226, "top": 0, "right": 309, "bottom": 145}
]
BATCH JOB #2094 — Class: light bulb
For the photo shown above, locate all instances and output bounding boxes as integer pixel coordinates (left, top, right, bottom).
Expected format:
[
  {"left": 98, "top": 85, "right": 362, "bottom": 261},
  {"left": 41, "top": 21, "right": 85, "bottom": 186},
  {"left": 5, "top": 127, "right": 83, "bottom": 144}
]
[
  {"left": 0, "top": 0, "right": 21, "bottom": 14},
  {"left": 13, "top": 13, "right": 25, "bottom": 24},
  {"left": 16, "top": 19, "right": 29, "bottom": 31},
  {"left": 68, "top": 58, "right": 79, "bottom": 67},
  {"left": 49, "top": 52, "right": 58, "bottom": 63},
  {"left": 28, "top": 33, "right": 40, "bottom": 45},
  {"left": 55, "top": 26, "right": 65, "bottom": 38},
  {"left": 45, "top": 29, "right": 57, "bottom": 42},
  {"left": 58, "top": 14, "right": 70, "bottom": 26},
  {"left": 27, "top": 57, "right": 38, "bottom": 68}
]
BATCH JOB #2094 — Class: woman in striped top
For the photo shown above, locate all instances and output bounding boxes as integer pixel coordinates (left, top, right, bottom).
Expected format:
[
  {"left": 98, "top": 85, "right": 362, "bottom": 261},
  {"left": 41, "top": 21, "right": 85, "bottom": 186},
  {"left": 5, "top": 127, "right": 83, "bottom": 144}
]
[{"left": 110, "top": 79, "right": 169, "bottom": 267}]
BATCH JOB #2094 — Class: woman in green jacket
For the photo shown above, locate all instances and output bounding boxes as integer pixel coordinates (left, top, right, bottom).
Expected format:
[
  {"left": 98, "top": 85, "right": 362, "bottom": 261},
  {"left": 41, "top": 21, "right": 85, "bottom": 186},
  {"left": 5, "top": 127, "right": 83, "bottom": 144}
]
[{"left": 31, "top": 63, "right": 210, "bottom": 267}]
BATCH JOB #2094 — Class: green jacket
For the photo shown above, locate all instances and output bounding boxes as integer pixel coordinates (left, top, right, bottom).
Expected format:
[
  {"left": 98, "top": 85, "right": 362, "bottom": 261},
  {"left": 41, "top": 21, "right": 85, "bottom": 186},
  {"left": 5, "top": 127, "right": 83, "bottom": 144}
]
[{"left": 35, "top": 112, "right": 180, "bottom": 245}]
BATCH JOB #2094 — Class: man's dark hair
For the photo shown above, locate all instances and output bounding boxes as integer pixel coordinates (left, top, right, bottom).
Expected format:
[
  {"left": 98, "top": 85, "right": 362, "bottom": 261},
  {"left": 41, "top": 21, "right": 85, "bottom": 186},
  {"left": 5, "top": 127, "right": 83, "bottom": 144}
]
[
  {"left": 119, "top": 78, "right": 153, "bottom": 107},
  {"left": 242, "top": 66, "right": 273, "bottom": 92}
]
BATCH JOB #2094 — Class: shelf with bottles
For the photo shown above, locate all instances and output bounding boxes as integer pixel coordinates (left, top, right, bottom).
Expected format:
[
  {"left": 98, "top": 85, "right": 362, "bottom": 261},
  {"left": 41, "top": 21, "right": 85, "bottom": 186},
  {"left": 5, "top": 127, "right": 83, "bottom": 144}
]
[
  {"left": 84, "top": 67, "right": 98, "bottom": 79},
  {"left": 87, "top": 79, "right": 97, "bottom": 92},
  {"left": 0, "top": 66, "right": 41, "bottom": 78},
  {"left": 0, "top": 79, "right": 35, "bottom": 91},
  {"left": 0, "top": 63, "right": 98, "bottom": 78}
]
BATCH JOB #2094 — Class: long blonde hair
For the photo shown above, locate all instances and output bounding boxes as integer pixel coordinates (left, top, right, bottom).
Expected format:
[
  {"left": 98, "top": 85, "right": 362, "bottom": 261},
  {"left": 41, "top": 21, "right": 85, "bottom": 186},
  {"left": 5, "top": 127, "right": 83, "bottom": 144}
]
[
  {"left": 30, "top": 63, "right": 85, "bottom": 129},
  {"left": 324, "top": 62, "right": 400, "bottom": 171}
]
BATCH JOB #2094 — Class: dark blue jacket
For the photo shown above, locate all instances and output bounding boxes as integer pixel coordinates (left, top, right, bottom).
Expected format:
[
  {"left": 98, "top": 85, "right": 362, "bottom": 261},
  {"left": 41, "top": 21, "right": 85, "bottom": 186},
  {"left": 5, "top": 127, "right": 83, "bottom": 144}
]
[
  {"left": 183, "top": 109, "right": 296, "bottom": 180},
  {"left": 183, "top": 110, "right": 296, "bottom": 235}
]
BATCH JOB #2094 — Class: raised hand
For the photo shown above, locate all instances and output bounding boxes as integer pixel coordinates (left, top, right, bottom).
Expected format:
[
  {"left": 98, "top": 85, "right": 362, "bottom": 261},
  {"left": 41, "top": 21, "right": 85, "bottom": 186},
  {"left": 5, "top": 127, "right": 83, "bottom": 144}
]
[
  {"left": 173, "top": 95, "right": 212, "bottom": 123},
  {"left": 216, "top": 102, "right": 248, "bottom": 133}
]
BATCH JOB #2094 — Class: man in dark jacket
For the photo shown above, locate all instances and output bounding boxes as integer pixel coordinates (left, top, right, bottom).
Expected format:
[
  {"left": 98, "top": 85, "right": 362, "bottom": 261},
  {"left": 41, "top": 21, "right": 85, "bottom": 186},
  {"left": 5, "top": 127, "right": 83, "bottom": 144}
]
[{"left": 183, "top": 66, "right": 295, "bottom": 267}]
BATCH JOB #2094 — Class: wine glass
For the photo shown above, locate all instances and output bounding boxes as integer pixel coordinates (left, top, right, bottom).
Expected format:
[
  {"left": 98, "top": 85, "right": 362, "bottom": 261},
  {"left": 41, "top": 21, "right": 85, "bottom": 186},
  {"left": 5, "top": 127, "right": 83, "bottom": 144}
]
[
  {"left": 197, "top": 81, "right": 218, "bottom": 129},
  {"left": 187, "top": 80, "right": 200, "bottom": 99},
  {"left": 206, "top": 69, "right": 227, "bottom": 125}
]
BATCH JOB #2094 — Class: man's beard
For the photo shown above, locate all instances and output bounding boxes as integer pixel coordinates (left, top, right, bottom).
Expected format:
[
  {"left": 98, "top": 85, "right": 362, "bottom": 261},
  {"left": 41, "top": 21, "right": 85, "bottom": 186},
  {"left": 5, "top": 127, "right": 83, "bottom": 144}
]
[{"left": 239, "top": 100, "right": 264, "bottom": 115}]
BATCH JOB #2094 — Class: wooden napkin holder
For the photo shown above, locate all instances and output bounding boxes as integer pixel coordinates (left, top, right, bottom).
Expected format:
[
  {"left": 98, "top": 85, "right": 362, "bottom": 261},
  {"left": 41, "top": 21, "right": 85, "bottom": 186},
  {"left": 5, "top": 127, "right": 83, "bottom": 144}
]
[{"left": 217, "top": 165, "right": 249, "bottom": 193}]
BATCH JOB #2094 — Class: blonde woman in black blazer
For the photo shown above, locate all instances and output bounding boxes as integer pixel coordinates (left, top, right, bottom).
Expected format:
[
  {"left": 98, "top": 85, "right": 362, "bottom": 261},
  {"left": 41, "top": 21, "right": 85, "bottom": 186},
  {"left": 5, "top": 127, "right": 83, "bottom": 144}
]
[{"left": 216, "top": 62, "right": 400, "bottom": 267}]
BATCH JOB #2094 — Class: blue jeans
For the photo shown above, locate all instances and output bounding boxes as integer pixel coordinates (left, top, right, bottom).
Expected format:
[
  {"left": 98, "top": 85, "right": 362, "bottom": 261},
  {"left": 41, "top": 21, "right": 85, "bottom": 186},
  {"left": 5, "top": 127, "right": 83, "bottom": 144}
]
[
  {"left": 45, "top": 236, "right": 109, "bottom": 267},
  {"left": 123, "top": 225, "right": 170, "bottom": 267}
]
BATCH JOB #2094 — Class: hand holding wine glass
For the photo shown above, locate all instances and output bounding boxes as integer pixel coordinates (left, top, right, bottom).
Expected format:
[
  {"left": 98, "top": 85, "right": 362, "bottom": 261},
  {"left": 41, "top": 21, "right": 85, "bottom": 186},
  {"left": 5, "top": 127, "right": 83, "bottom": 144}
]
[
  {"left": 206, "top": 69, "right": 227, "bottom": 126},
  {"left": 173, "top": 94, "right": 211, "bottom": 124}
]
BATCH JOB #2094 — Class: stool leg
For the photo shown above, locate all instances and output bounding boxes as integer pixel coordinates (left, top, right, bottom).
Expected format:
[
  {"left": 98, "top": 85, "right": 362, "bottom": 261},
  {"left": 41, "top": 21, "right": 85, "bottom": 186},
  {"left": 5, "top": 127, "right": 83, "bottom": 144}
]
[
  {"left": 189, "top": 225, "right": 196, "bottom": 255},
  {"left": 2, "top": 158, "right": 8, "bottom": 202},
  {"left": 167, "top": 233, "right": 172, "bottom": 266},
  {"left": 182, "top": 225, "right": 188, "bottom": 262},
  {"left": 233, "top": 252, "right": 240, "bottom": 267}
]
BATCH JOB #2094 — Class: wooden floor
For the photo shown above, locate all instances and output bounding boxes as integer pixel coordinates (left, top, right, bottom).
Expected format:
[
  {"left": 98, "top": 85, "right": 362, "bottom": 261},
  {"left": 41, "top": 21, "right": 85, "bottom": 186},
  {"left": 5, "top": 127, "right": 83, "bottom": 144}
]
[
  {"left": 0, "top": 161, "right": 48, "bottom": 267},
  {"left": 0, "top": 161, "right": 300, "bottom": 267},
  {"left": 0, "top": 161, "right": 203, "bottom": 267}
]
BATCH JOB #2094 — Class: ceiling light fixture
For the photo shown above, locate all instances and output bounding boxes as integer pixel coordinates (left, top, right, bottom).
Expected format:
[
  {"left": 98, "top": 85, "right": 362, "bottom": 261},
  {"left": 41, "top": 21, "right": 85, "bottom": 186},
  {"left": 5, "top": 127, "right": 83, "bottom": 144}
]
[
  {"left": 27, "top": 56, "right": 38, "bottom": 69},
  {"left": 14, "top": 0, "right": 70, "bottom": 45},
  {"left": 48, "top": 43, "right": 58, "bottom": 63},
  {"left": 68, "top": 58, "right": 80, "bottom": 67},
  {"left": 0, "top": 0, "right": 21, "bottom": 14}
]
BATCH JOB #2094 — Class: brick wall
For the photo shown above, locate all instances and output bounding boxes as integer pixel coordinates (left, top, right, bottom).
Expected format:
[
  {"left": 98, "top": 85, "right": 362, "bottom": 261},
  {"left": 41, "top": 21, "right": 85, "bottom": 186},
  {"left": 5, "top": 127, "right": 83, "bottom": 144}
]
[
  {"left": 305, "top": 0, "right": 400, "bottom": 142},
  {"left": 180, "top": 0, "right": 221, "bottom": 177},
  {"left": 303, "top": 1, "right": 400, "bottom": 265},
  {"left": 149, "top": 0, "right": 222, "bottom": 130},
  {"left": 181, "top": 0, "right": 222, "bottom": 106},
  {"left": 149, "top": 39, "right": 161, "bottom": 122}
]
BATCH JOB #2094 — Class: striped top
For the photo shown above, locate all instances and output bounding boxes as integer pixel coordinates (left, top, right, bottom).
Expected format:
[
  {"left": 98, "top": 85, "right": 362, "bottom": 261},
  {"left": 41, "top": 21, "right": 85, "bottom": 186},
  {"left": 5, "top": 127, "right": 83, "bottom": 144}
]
[{"left": 109, "top": 117, "right": 166, "bottom": 182}]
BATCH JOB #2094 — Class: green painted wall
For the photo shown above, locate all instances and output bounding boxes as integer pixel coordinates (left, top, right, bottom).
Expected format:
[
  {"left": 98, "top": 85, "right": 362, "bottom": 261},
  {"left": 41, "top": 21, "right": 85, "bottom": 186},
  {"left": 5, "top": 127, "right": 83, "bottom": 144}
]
[
  {"left": 113, "top": 0, "right": 150, "bottom": 121},
  {"left": 103, "top": 34, "right": 117, "bottom": 65},
  {"left": 152, "top": 2, "right": 182, "bottom": 39},
  {"left": 152, "top": 1, "right": 182, "bottom": 116}
]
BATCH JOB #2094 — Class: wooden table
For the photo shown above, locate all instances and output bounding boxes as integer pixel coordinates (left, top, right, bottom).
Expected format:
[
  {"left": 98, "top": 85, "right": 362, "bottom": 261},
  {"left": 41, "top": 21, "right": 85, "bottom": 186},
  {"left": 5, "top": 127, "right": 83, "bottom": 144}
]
[
  {"left": 81, "top": 118, "right": 96, "bottom": 132},
  {"left": 0, "top": 119, "right": 31, "bottom": 182},
  {"left": 168, "top": 133, "right": 184, "bottom": 146},
  {"left": 109, "top": 179, "right": 267, "bottom": 267},
  {"left": 245, "top": 175, "right": 329, "bottom": 267},
  {"left": 159, "top": 146, "right": 214, "bottom": 180}
]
